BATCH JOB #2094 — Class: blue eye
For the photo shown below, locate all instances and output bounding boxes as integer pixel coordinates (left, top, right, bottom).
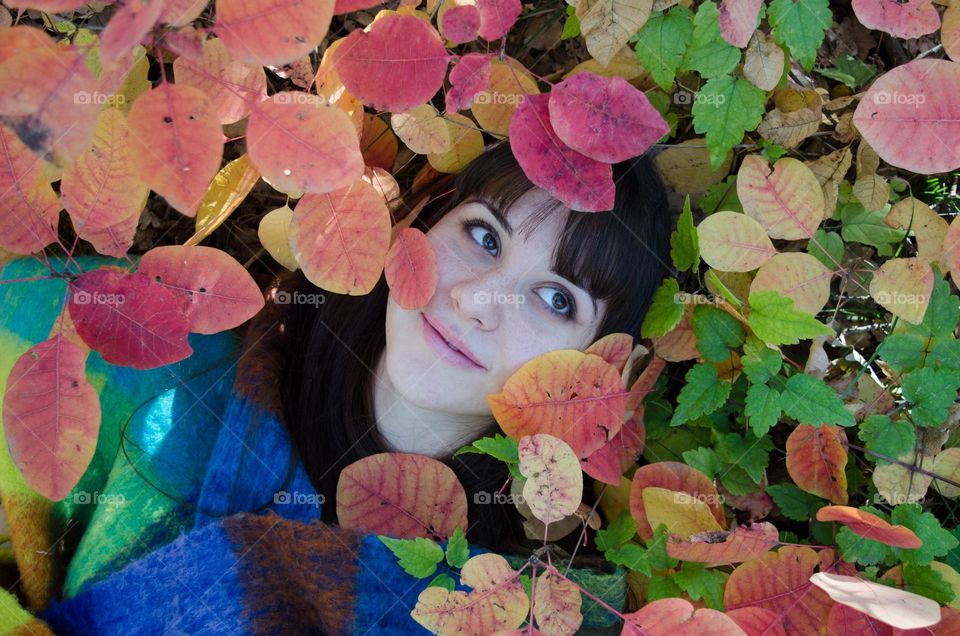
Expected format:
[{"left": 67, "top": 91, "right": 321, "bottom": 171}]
[{"left": 461, "top": 217, "right": 578, "bottom": 322}]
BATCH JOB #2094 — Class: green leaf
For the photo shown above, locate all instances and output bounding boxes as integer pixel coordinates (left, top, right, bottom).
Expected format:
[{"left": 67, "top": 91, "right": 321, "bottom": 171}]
[
  {"left": 444, "top": 527, "right": 469, "bottom": 569},
  {"left": 426, "top": 573, "right": 456, "bottom": 591},
  {"left": 693, "top": 304, "right": 746, "bottom": 362},
  {"left": 641, "top": 277, "right": 684, "bottom": 338},
  {"left": 917, "top": 270, "right": 960, "bottom": 339},
  {"left": 692, "top": 75, "right": 767, "bottom": 171},
  {"left": 807, "top": 229, "right": 844, "bottom": 270},
  {"left": 720, "top": 464, "right": 762, "bottom": 496},
  {"left": 561, "top": 4, "right": 580, "bottom": 39},
  {"left": 816, "top": 54, "right": 877, "bottom": 88},
  {"left": 646, "top": 524, "right": 680, "bottom": 571},
  {"left": 766, "top": 483, "right": 824, "bottom": 522},
  {"left": 713, "top": 432, "right": 773, "bottom": 483},
  {"left": 700, "top": 175, "right": 741, "bottom": 215},
  {"left": 670, "top": 195, "right": 700, "bottom": 273},
  {"left": 682, "top": 447, "right": 723, "bottom": 477},
  {"left": 836, "top": 525, "right": 893, "bottom": 566},
  {"left": 767, "top": 0, "right": 832, "bottom": 71},
  {"left": 858, "top": 414, "right": 916, "bottom": 464},
  {"left": 670, "top": 363, "right": 732, "bottom": 426},
  {"left": 780, "top": 373, "right": 856, "bottom": 427},
  {"left": 742, "top": 336, "right": 783, "bottom": 384},
  {"left": 673, "top": 562, "right": 727, "bottom": 610},
  {"left": 378, "top": 536, "right": 444, "bottom": 579},
  {"left": 890, "top": 504, "right": 960, "bottom": 566},
  {"left": 605, "top": 542, "right": 652, "bottom": 577},
  {"left": 840, "top": 202, "right": 907, "bottom": 257},
  {"left": 596, "top": 512, "right": 638, "bottom": 552},
  {"left": 902, "top": 563, "right": 957, "bottom": 605},
  {"left": 632, "top": 6, "right": 694, "bottom": 92},
  {"left": 453, "top": 433, "right": 518, "bottom": 464},
  {"left": 748, "top": 290, "right": 834, "bottom": 346},
  {"left": 878, "top": 332, "right": 927, "bottom": 373},
  {"left": 901, "top": 367, "right": 960, "bottom": 428},
  {"left": 679, "top": 0, "right": 741, "bottom": 79},
  {"left": 745, "top": 383, "right": 782, "bottom": 438},
  {"left": 646, "top": 573, "right": 684, "bottom": 600}
]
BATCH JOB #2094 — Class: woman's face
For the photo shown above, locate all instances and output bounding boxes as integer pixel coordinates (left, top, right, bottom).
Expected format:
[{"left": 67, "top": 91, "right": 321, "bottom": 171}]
[{"left": 381, "top": 187, "right": 608, "bottom": 417}]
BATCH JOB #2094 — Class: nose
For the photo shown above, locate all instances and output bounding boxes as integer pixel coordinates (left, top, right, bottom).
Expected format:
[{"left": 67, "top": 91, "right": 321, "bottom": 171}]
[{"left": 450, "top": 270, "right": 511, "bottom": 331}]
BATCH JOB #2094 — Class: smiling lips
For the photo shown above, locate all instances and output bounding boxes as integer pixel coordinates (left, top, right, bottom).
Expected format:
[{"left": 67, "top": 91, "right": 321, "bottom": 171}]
[{"left": 421, "top": 312, "right": 486, "bottom": 370}]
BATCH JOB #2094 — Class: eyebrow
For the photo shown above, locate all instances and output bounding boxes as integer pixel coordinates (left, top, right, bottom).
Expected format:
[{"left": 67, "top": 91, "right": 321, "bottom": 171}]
[{"left": 468, "top": 197, "right": 599, "bottom": 319}]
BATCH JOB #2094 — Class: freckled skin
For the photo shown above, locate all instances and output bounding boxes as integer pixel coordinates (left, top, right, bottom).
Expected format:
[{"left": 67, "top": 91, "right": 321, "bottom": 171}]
[{"left": 373, "top": 187, "right": 608, "bottom": 456}]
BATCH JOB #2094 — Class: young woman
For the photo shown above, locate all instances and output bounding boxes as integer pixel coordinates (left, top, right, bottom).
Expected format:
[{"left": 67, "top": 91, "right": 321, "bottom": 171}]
[{"left": 275, "top": 140, "right": 673, "bottom": 555}]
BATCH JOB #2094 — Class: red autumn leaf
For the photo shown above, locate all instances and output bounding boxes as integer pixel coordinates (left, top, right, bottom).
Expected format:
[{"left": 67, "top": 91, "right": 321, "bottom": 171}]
[
  {"left": 173, "top": 37, "right": 268, "bottom": 125},
  {"left": 441, "top": 4, "right": 481, "bottom": 44},
  {"left": 815, "top": 505, "right": 923, "bottom": 549},
  {"left": 137, "top": 245, "right": 265, "bottom": 334},
  {"left": 289, "top": 177, "right": 393, "bottom": 295},
  {"left": 383, "top": 227, "right": 438, "bottom": 310},
  {"left": 725, "top": 607, "right": 788, "bottom": 636},
  {"left": 509, "top": 93, "right": 614, "bottom": 213},
  {"left": 99, "top": 0, "right": 165, "bottom": 65},
  {"left": 0, "top": 44, "right": 99, "bottom": 164},
  {"left": 158, "top": 0, "right": 207, "bottom": 27},
  {"left": 666, "top": 522, "right": 780, "bottom": 563},
  {"left": 336, "top": 452, "right": 468, "bottom": 539},
  {"left": 477, "top": 0, "right": 522, "bottom": 41},
  {"left": 2, "top": 335, "right": 101, "bottom": 501},
  {"left": 724, "top": 546, "right": 834, "bottom": 635},
  {"left": 629, "top": 461, "right": 726, "bottom": 541},
  {"left": 828, "top": 603, "right": 894, "bottom": 636},
  {"left": 61, "top": 109, "right": 149, "bottom": 251},
  {"left": 334, "top": 0, "right": 382, "bottom": 13},
  {"left": 0, "top": 124, "right": 60, "bottom": 255},
  {"left": 127, "top": 83, "right": 224, "bottom": 217},
  {"left": 851, "top": 0, "right": 940, "bottom": 39},
  {"left": 852, "top": 59, "right": 960, "bottom": 175},
  {"left": 622, "top": 597, "right": 747, "bottom": 635},
  {"left": 786, "top": 424, "right": 849, "bottom": 505},
  {"left": 0, "top": 25, "right": 56, "bottom": 64},
  {"left": 332, "top": 14, "right": 450, "bottom": 112},
  {"left": 215, "top": 0, "right": 335, "bottom": 67},
  {"left": 719, "top": 0, "right": 763, "bottom": 47},
  {"left": 67, "top": 269, "right": 193, "bottom": 370},
  {"left": 3, "top": 0, "right": 91, "bottom": 11},
  {"left": 548, "top": 72, "right": 670, "bottom": 163},
  {"left": 487, "top": 349, "right": 626, "bottom": 458},
  {"left": 445, "top": 53, "right": 492, "bottom": 112},
  {"left": 583, "top": 332, "right": 634, "bottom": 372},
  {"left": 246, "top": 92, "right": 364, "bottom": 195}
]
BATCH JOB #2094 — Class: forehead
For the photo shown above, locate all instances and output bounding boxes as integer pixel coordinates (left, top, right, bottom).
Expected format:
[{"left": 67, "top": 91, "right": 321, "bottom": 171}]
[{"left": 465, "top": 187, "right": 570, "bottom": 246}]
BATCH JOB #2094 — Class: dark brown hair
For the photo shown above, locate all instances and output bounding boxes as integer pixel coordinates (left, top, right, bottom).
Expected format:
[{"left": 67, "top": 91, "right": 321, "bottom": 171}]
[{"left": 275, "top": 141, "right": 673, "bottom": 555}]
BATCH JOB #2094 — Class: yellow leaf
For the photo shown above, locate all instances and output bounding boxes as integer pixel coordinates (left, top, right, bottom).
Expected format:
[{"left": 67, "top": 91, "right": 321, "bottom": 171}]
[
  {"left": 257, "top": 205, "right": 298, "bottom": 272},
  {"left": 868, "top": 256, "right": 934, "bottom": 325},
  {"left": 641, "top": 486, "right": 723, "bottom": 540},
  {"left": 189, "top": 154, "right": 261, "bottom": 245}
]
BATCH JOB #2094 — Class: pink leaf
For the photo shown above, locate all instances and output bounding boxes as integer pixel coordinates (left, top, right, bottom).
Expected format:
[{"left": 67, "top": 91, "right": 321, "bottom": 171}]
[
  {"left": 725, "top": 607, "right": 788, "bottom": 636},
  {"left": 549, "top": 71, "right": 670, "bottom": 163},
  {"left": 215, "top": 0, "right": 335, "bottom": 67},
  {"left": 2, "top": 335, "right": 100, "bottom": 501},
  {"left": 384, "top": 227, "right": 438, "bottom": 309},
  {"left": 100, "top": 0, "right": 165, "bottom": 64},
  {"left": 851, "top": 0, "right": 940, "bottom": 39},
  {"left": 509, "top": 93, "right": 614, "bottom": 212},
  {"left": 0, "top": 125, "right": 59, "bottom": 255},
  {"left": 477, "top": 0, "right": 521, "bottom": 41},
  {"left": 68, "top": 269, "right": 193, "bottom": 370},
  {"left": 623, "top": 597, "right": 747, "bottom": 635},
  {"left": 332, "top": 14, "right": 450, "bottom": 112},
  {"left": 137, "top": 245, "right": 266, "bottom": 334},
  {"left": 446, "top": 53, "right": 492, "bottom": 112},
  {"left": 441, "top": 4, "right": 481, "bottom": 44},
  {"left": 719, "top": 0, "right": 763, "bottom": 47},
  {"left": 333, "top": 0, "right": 382, "bottom": 13}
]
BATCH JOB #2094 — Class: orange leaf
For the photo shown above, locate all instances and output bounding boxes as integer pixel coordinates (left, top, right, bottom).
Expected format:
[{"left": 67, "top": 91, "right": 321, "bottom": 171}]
[
  {"left": 724, "top": 546, "right": 834, "bottom": 635},
  {"left": 623, "top": 597, "right": 747, "bottom": 635},
  {"left": 0, "top": 124, "right": 60, "bottom": 254},
  {"left": 583, "top": 332, "right": 633, "bottom": 373},
  {"left": 289, "top": 177, "right": 392, "bottom": 295},
  {"left": 815, "top": 505, "right": 922, "bottom": 549},
  {"left": 629, "top": 461, "right": 726, "bottom": 541},
  {"left": 173, "top": 37, "right": 267, "bottom": 125},
  {"left": 127, "top": 83, "right": 224, "bottom": 216},
  {"left": 666, "top": 522, "right": 779, "bottom": 563},
  {"left": 750, "top": 252, "right": 833, "bottom": 316},
  {"left": 246, "top": 92, "right": 364, "bottom": 196},
  {"left": 360, "top": 112, "right": 399, "bottom": 171},
  {"left": 412, "top": 553, "right": 528, "bottom": 634},
  {"left": 0, "top": 25, "right": 56, "bottom": 65},
  {"left": 737, "top": 154, "right": 825, "bottom": 240},
  {"left": 487, "top": 349, "right": 626, "bottom": 458},
  {"left": 384, "top": 227, "right": 438, "bottom": 309},
  {"left": 2, "top": 335, "right": 101, "bottom": 501},
  {"left": 215, "top": 0, "right": 335, "bottom": 67},
  {"left": 786, "top": 424, "right": 848, "bottom": 505},
  {"left": 336, "top": 452, "right": 468, "bottom": 539}
]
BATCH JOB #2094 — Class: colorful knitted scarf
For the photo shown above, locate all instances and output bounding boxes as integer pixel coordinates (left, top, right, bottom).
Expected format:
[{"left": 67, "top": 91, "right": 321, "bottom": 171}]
[{"left": 0, "top": 255, "right": 628, "bottom": 635}]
